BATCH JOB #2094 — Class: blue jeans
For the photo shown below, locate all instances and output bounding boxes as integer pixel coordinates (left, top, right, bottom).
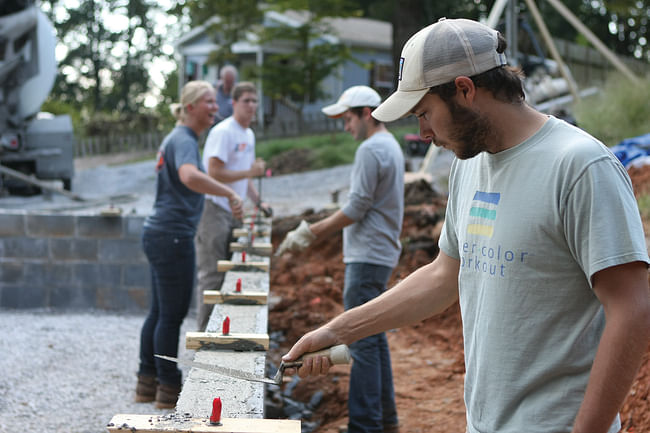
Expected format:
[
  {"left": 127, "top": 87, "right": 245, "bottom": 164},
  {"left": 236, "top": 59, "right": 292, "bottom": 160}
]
[
  {"left": 344, "top": 263, "right": 398, "bottom": 433},
  {"left": 138, "top": 228, "right": 195, "bottom": 386}
]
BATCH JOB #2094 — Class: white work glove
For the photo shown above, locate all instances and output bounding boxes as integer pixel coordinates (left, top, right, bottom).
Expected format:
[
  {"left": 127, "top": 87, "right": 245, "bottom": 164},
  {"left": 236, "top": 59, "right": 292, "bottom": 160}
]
[{"left": 275, "top": 220, "right": 316, "bottom": 256}]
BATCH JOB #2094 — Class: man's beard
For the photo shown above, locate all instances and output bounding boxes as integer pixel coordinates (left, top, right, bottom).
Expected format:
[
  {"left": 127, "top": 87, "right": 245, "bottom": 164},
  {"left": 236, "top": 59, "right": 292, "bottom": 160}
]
[{"left": 445, "top": 100, "right": 497, "bottom": 160}]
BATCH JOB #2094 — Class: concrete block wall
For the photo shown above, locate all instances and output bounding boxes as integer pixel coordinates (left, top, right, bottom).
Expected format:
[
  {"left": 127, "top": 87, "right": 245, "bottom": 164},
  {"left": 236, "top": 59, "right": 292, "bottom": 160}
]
[{"left": 0, "top": 212, "right": 149, "bottom": 310}]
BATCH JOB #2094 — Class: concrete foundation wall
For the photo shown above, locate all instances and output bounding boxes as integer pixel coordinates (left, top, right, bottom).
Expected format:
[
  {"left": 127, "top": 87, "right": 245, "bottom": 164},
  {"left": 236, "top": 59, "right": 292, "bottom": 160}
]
[{"left": 0, "top": 212, "right": 150, "bottom": 310}]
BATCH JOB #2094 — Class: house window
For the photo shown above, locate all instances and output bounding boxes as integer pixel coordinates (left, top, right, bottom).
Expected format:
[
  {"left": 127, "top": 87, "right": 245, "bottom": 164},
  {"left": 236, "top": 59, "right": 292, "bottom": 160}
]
[{"left": 370, "top": 61, "right": 394, "bottom": 96}]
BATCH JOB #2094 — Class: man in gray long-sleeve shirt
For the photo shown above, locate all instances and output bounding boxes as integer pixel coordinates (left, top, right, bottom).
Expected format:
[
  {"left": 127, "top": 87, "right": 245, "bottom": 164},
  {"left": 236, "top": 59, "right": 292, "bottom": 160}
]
[{"left": 276, "top": 85, "right": 404, "bottom": 433}]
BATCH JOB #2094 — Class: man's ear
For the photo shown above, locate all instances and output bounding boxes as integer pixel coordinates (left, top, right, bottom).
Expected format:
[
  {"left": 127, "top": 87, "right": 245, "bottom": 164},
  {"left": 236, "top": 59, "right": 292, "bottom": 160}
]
[
  {"left": 362, "top": 106, "right": 373, "bottom": 119},
  {"left": 454, "top": 76, "right": 476, "bottom": 105}
]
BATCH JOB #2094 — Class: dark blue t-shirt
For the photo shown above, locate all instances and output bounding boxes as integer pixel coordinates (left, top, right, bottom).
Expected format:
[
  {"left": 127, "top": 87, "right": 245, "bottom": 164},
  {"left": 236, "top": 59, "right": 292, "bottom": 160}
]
[{"left": 144, "top": 126, "right": 205, "bottom": 235}]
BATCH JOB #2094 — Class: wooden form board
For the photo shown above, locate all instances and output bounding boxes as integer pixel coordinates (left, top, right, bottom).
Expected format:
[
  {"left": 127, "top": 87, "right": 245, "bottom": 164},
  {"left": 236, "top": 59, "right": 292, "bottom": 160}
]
[
  {"left": 217, "top": 260, "right": 268, "bottom": 273},
  {"left": 107, "top": 414, "right": 299, "bottom": 433},
  {"left": 242, "top": 216, "right": 271, "bottom": 226},
  {"left": 186, "top": 331, "right": 269, "bottom": 351},
  {"left": 232, "top": 227, "right": 270, "bottom": 238},
  {"left": 229, "top": 242, "right": 272, "bottom": 256},
  {"left": 203, "top": 290, "right": 267, "bottom": 305}
]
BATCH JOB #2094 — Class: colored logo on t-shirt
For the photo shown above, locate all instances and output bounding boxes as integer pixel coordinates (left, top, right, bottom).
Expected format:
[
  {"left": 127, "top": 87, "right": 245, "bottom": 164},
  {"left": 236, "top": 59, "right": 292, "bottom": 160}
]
[
  {"left": 155, "top": 150, "right": 165, "bottom": 173},
  {"left": 467, "top": 191, "right": 500, "bottom": 238},
  {"left": 235, "top": 142, "right": 247, "bottom": 152}
]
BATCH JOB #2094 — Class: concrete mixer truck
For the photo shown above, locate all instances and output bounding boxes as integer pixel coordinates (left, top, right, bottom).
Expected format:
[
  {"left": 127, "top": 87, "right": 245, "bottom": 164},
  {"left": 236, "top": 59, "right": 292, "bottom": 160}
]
[{"left": 0, "top": 0, "right": 74, "bottom": 193}]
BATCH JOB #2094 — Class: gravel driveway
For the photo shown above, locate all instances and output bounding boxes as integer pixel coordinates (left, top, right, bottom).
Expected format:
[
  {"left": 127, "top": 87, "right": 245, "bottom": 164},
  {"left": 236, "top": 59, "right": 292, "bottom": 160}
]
[{"left": 0, "top": 310, "right": 196, "bottom": 433}]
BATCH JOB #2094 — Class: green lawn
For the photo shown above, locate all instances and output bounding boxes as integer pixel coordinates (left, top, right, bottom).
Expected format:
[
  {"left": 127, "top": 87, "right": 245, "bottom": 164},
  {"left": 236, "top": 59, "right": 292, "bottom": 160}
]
[{"left": 256, "top": 121, "right": 419, "bottom": 171}]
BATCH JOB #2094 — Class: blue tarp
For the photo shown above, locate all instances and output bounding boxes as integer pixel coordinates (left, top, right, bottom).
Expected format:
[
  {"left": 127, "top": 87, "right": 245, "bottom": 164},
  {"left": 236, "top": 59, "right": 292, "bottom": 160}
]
[{"left": 610, "top": 133, "right": 650, "bottom": 168}]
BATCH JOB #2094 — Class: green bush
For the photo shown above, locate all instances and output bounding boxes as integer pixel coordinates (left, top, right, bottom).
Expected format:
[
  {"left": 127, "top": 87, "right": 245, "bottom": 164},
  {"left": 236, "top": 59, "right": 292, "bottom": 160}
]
[{"left": 573, "top": 73, "right": 650, "bottom": 146}]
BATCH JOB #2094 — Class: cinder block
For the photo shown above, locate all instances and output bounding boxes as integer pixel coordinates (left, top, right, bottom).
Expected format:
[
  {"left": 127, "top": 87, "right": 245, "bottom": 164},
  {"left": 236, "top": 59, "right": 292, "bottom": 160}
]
[
  {"left": 77, "top": 216, "right": 124, "bottom": 238},
  {"left": 0, "top": 261, "right": 23, "bottom": 283},
  {"left": 124, "top": 217, "right": 145, "bottom": 239},
  {"left": 98, "top": 239, "right": 146, "bottom": 263},
  {"left": 26, "top": 214, "right": 75, "bottom": 237},
  {"left": 50, "top": 238, "right": 98, "bottom": 261},
  {"left": 23, "top": 263, "right": 73, "bottom": 289},
  {"left": 0, "top": 284, "right": 48, "bottom": 309},
  {"left": 50, "top": 285, "right": 97, "bottom": 309},
  {"left": 126, "top": 287, "right": 149, "bottom": 310},
  {"left": 0, "top": 214, "right": 25, "bottom": 237},
  {"left": 0, "top": 238, "right": 48, "bottom": 259},
  {"left": 73, "top": 263, "right": 123, "bottom": 288},
  {"left": 96, "top": 286, "right": 147, "bottom": 311},
  {"left": 124, "top": 264, "right": 150, "bottom": 287}
]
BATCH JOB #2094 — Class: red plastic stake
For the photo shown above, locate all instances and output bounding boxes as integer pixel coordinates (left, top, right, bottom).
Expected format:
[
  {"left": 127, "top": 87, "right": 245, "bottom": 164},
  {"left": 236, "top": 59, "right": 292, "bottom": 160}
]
[
  {"left": 242, "top": 251, "right": 246, "bottom": 263},
  {"left": 235, "top": 278, "right": 242, "bottom": 293},
  {"left": 222, "top": 317, "right": 230, "bottom": 335},
  {"left": 209, "top": 397, "right": 222, "bottom": 425},
  {"left": 251, "top": 234, "right": 255, "bottom": 244}
]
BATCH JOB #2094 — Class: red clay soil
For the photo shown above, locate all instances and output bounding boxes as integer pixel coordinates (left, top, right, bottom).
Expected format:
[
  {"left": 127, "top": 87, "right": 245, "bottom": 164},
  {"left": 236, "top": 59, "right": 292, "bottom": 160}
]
[{"left": 269, "top": 168, "right": 650, "bottom": 433}]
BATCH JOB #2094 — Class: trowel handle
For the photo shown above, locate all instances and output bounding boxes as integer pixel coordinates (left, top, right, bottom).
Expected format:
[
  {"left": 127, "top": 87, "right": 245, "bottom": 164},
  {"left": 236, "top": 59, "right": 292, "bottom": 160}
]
[{"left": 293, "top": 344, "right": 351, "bottom": 366}]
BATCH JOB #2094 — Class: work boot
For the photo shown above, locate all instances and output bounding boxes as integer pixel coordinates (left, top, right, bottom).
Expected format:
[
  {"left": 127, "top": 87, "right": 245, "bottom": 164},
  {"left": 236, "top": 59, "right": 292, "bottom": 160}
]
[
  {"left": 135, "top": 375, "right": 157, "bottom": 403},
  {"left": 155, "top": 383, "right": 182, "bottom": 409},
  {"left": 384, "top": 423, "right": 400, "bottom": 433}
]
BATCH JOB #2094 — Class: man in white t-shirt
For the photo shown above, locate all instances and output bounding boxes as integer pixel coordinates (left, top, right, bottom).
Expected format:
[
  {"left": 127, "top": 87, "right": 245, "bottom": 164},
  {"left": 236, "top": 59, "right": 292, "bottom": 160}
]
[{"left": 195, "top": 81, "right": 267, "bottom": 331}]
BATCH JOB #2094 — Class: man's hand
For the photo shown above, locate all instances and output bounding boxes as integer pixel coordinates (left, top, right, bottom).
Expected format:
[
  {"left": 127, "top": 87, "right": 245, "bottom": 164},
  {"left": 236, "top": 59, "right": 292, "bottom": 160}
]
[
  {"left": 275, "top": 220, "right": 316, "bottom": 256},
  {"left": 249, "top": 158, "right": 266, "bottom": 178},
  {"left": 229, "top": 194, "right": 244, "bottom": 220},
  {"left": 282, "top": 327, "right": 341, "bottom": 378}
]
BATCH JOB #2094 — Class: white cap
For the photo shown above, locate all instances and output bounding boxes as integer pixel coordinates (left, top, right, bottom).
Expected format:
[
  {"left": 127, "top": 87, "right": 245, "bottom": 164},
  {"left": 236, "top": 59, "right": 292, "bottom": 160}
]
[
  {"left": 322, "top": 85, "right": 382, "bottom": 118},
  {"left": 372, "top": 18, "right": 507, "bottom": 122}
]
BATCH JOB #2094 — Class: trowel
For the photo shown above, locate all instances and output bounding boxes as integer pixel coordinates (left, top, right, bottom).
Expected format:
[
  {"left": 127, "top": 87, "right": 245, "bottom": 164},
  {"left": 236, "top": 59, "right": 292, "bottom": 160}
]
[{"left": 155, "top": 344, "right": 350, "bottom": 385}]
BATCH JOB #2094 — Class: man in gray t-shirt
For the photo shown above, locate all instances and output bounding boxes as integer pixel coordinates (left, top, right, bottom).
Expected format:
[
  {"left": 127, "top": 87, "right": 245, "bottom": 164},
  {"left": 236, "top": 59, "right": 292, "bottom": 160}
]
[
  {"left": 282, "top": 19, "right": 650, "bottom": 433},
  {"left": 276, "top": 86, "right": 404, "bottom": 433}
]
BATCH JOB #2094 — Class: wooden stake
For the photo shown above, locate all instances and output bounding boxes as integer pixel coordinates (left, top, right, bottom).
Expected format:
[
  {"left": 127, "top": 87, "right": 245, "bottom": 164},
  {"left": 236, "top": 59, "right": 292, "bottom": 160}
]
[
  {"left": 107, "top": 414, "right": 300, "bottom": 433},
  {"left": 203, "top": 290, "right": 268, "bottom": 305},
  {"left": 186, "top": 332, "right": 269, "bottom": 351},
  {"left": 217, "top": 260, "right": 269, "bottom": 273},
  {"left": 229, "top": 242, "right": 272, "bottom": 257},
  {"left": 232, "top": 228, "right": 270, "bottom": 238}
]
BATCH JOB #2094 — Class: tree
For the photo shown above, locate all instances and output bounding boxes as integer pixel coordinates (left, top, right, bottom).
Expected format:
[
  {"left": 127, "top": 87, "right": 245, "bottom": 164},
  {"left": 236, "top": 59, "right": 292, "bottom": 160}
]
[
  {"left": 41, "top": 0, "right": 169, "bottom": 120},
  {"left": 105, "top": 0, "right": 165, "bottom": 114},
  {"left": 170, "top": 0, "right": 263, "bottom": 67},
  {"left": 254, "top": 2, "right": 359, "bottom": 119}
]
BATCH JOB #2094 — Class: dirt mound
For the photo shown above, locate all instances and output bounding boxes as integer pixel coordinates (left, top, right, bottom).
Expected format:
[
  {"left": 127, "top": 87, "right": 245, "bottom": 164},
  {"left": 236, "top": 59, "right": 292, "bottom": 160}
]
[
  {"left": 268, "top": 148, "right": 316, "bottom": 175},
  {"left": 269, "top": 203, "right": 468, "bottom": 432},
  {"left": 269, "top": 170, "right": 650, "bottom": 432}
]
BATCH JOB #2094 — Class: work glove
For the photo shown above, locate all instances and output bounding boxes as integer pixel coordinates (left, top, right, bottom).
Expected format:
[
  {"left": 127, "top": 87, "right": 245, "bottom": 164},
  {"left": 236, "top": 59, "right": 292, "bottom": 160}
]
[{"left": 275, "top": 220, "right": 316, "bottom": 256}]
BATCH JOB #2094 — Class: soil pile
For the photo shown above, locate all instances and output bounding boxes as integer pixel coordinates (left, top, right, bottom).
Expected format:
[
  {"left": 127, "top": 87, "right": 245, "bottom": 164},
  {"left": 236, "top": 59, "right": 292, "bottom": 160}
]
[{"left": 269, "top": 167, "right": 650, "bottom": 432}]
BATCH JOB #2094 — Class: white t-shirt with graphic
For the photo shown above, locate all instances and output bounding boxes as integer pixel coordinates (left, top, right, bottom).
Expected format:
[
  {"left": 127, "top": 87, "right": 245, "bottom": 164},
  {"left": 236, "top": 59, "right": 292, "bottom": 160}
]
[
  {"left": 202, "top": 116, "right": 255, "bottom": 213},
  {"left": 439, "top": 116, "right": 649, "bottom": 433}
]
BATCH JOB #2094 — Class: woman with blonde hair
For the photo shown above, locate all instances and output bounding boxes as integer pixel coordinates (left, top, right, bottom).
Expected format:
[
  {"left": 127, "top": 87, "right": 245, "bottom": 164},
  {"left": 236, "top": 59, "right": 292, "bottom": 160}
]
[{"left": 135, "top": 80, "right": 243, "bottom": 408}]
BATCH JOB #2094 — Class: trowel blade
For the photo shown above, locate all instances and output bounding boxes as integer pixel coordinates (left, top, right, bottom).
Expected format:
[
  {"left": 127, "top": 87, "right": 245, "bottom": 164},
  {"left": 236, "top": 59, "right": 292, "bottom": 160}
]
[{"left": 155, "top": 354, "right": 277, "bottom": 385}]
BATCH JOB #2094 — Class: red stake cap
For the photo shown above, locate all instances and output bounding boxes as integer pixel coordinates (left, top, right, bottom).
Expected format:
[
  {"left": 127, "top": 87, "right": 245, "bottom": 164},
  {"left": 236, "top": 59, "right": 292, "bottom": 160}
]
[
  {"left": 235, "top": 278, "right": 242, "bottom": 292},
  {"left": 242, "top": 251, "right": 246, "bottom": 263},
  {"left": 210, "top": 397, "right": 222, "bottom": 424},
  {"left": 222, "top": 316, "right": 230, "bottom": 335}
]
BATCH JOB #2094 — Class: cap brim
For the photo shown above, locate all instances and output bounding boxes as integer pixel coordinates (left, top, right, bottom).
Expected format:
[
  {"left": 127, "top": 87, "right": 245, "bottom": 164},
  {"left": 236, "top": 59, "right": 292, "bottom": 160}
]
[
  {"left": 321, "top": 103, "right": 347, "bottom": 118},
  {"left": 371, "top": 89, "right": 428, "bottom": 122}
]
